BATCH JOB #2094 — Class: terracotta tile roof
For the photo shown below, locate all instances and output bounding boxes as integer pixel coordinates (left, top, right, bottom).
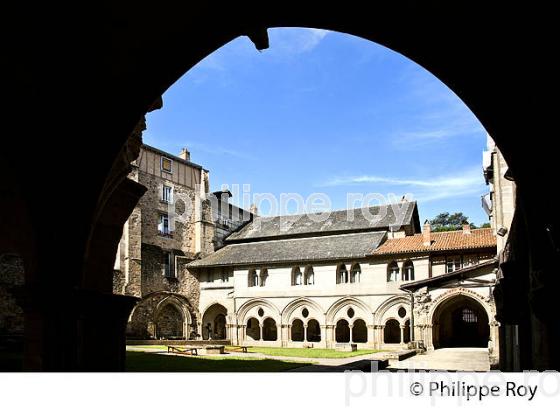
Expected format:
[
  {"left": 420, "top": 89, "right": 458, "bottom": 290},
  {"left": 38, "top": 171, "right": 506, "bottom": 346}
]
[{"left": 372, "top": 228, "right": 496, "bottom": 255}]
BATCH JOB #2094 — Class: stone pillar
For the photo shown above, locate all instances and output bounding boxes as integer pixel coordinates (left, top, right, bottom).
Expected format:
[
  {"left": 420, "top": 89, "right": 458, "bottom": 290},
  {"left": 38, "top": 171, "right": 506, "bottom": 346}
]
[
  {"left": 400, "top": 325, "right": 405, "bottom": 346},
  {"left": 324, "top": 325, "right": 334, "bottom": 348},
  {"left": 303, "top": 324, "right": 308, "bottom": 342},
  {"left": 367, "top": 325, "right": 376, "bottom": 348},
  {"left": 259, "top": 323, "right": 263, "bottom": 341},
  {"left": 425, "top": 324, "right": 434, "bottom": 350},
  {"left": 281, "top": 324, "right": 289, "bottom": 347},
  {"left": 239, "top": 325, "right": 246, "bottom": 345},
  {"left": 349, "top": 324, "right": 354, "bottom": 343},
  {"left": 379, "top": 325, "right": 385, "bottom": 348}
]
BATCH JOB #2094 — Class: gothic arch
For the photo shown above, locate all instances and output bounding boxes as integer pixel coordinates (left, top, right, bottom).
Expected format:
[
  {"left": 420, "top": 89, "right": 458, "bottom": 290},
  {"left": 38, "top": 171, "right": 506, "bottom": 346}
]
[
  {"left": 237, "top": 298, "right": 281, "bottom": 323},
  {"left": 326, "top": 297, "right": 371, "bottom": 324},
  {"left": 428, "top": 288, "right": 493, "bottom": 325},
  {"left": 374, "top": 295, "right": 411, "bottom": 326},
  {"left": 281, "top": 297, "right": 325, "bottom": 324}
]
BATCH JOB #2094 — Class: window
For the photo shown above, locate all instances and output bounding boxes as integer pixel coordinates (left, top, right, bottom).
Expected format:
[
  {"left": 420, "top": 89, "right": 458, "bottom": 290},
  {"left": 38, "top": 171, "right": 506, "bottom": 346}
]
[
  {"left": 158, "top": 214, "right": 171, "bottom": 236},
  {"left": 162, "top": 252, "right": 175, "bottom": 278},
  {"left": 463, "top": 255, "right": 479, "bottom": 268},
  {"left": 161, "top": 157, "right": 173, "bottom": 173},
  {"left": 292, "top": 267, "right": 303, "bottom": 286},
  {"left": 259, "top": 268, "right": 268, "bottom": 287},
  {"left": 221, "top": 269, "right": 229, "bottom": 283},
  {"left": 402, "top": 260, "right": 414, "bottom": 281},
  {"left": 162, "top": 185, "right": 173, "bottom": 203},
  {"left": 248, "top": 269, "right": 258, "bottom": 287},
  {"left": 350, "top": 263, "right": 361, "bottom": 283},
  {"left": 446, "top": 256, "right": 462, "bottom": 273},
  {"left": 387, "top": 261, "right": 399, "bottom": 282},
  {"left": 304, "top": 266, "right": 314, "bottom": 285},
  {"left": 462, "top": 308, "right": 478, "bottom": 323},
  {"left": 337, "top": 264, "right": 349, "bottom": 284}
]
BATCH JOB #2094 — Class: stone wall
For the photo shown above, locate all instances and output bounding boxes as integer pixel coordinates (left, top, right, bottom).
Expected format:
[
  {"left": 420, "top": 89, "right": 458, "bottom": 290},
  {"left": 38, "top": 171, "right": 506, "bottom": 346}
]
[{"left": 127, "top": 292, "right": 198, "bottom": 339}]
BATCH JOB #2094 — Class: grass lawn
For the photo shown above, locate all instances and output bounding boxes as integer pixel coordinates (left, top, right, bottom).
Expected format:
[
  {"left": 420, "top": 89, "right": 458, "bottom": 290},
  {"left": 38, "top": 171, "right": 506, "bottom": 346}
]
[
  {"left": 226, "top": 346, "right": 382, "bottom": 359},
  {"left": 125, "top": 351, "right": 311, "bottom": 372}
]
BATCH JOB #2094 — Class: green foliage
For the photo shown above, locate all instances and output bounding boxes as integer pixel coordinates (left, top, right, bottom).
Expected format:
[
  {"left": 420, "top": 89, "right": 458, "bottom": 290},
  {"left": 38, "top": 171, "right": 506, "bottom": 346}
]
[{"left": 429, "top": 212, "right": 489, "bottom": 232}]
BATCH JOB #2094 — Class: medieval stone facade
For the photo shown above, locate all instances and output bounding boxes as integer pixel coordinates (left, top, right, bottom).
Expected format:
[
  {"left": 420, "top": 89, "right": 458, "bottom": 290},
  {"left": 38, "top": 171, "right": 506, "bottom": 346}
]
[{"left": 113, "top": 144, "right": 250, "bottom": 340}]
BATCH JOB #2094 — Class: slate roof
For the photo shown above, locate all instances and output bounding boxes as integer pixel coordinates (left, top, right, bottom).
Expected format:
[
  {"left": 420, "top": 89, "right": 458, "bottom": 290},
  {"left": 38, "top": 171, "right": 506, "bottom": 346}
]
[
  {"left": 372, "top": 228, "right": 496, "bottom": 255},
  {"left": 188, "top": 231, "right": 387, "bottom": 268},
  {"left": 225, "top": 201, "right": 419, "bottom": 242}
]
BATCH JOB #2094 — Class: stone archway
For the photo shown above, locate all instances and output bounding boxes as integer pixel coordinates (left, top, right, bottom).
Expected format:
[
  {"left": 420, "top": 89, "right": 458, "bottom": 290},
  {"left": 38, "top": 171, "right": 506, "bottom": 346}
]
[
  {"left": 384, "top": 319, "right": 401, "bottom": 344},
  {"left": 352, "top": 319, "right": 368, "bottom": 343},
  {"left": 7, "top": 4, "right": 555, "bottom": 372},
  {"left": 202, "top": 303, "right": 228, "bottom": 340},
  {"left": 335, "top": 319, "right": 350, "bottom": 343},
  {"left": 291, "top": 319, "right": 304, "bottom": 342},
  {"left": 432, "top": 295, "right": 490, "bottom": 348},
  {"left": 262, "top": 318, "right": 277, "bottom": 341},
  {"left": 246, "top": 318, "right": 260, "bottom": 341}
]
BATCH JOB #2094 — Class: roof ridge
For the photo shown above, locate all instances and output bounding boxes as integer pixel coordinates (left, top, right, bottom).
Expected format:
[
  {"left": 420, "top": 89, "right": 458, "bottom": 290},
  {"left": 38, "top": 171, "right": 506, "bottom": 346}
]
[{"left": 250, "top": 201, "right": 417, "bottom": 221}]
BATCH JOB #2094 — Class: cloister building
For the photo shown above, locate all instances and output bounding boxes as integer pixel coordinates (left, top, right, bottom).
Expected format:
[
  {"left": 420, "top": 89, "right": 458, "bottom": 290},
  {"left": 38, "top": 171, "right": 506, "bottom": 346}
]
[{"left": 112, "top": 143, "right": 501, "bottom": 362}]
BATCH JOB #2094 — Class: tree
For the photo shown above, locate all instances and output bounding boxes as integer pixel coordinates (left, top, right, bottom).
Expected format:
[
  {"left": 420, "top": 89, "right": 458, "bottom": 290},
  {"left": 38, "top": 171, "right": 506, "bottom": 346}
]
[{"left": 429, "top": 212, "right": 474, "bottom": 232}]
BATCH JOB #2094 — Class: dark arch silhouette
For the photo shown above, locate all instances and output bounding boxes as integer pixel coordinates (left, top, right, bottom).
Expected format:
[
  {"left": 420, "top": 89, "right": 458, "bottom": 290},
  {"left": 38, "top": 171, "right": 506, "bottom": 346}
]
[
  {"left": 432, "top": 295, "right": 489, "bottom": 348},
  {"left": 384, "top": 319, "right": 401, "bottom": 344}
]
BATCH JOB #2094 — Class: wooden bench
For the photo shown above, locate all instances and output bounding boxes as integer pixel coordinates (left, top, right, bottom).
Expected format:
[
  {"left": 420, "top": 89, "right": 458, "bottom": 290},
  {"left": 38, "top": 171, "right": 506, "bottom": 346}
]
[
  {"left": 167, "top": 346, "right": 198, "bottom": 356},
  {"left": 228, "top": 346, "right": 249, "bottom": 353}
]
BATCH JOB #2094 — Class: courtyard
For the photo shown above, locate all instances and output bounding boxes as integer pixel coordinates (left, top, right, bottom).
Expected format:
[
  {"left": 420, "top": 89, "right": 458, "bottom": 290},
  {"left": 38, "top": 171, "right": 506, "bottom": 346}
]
[{"left": 126, "top": 345, "right": 385, "bottom": 372}]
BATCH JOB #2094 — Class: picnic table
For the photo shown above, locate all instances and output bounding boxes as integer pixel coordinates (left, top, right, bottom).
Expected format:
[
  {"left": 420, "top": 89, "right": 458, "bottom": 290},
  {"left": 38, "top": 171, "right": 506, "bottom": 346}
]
[
  {"left": 228, "top": 346, "right": 249, "bottom": 353},
  {"left": 167, "top": 345, "right": 198, "bottom": 355}
]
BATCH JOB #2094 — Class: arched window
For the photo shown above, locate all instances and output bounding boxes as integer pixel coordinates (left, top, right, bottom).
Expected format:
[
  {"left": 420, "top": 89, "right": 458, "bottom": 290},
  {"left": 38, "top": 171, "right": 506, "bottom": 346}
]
[
  {"left": 337, "top": 263, "right": 349, "bottom": 284},
  {"left": 335, "top": 319, "right": 350, "bottom": 342},
  {"left": 304, "top": 266, "right": 314, "bottom": 285},
  {"left": 259, "top": 268, "right": 268, "bottom": 287},
  {"left": 292, "top": 267, "right": 303, "bottom": 286},
  {"left": 248, "top": 269, "right": 258, "bottom": 287},
  {"left": 291, "top": 319, "right": 304, "bottom": 341},
  {"left": 262, "top": 318, "right": 277, "bottom": 341},
  {"left": 307, "top": 319, "right": 321, "bottom": 342},
  {"left": 350, "top": 263, "right": 361, "bottom": 283},
  {"left": 402, "top": 260, "right": 414, "bottom": 281},
  {"left": 352, "top": 319, "right": 368, "bottom": 343},
  {"left": 246, "top": 317, "right": 260, "bottom": 340},
  {"left": 387, "top": 261, "right": 399, "bottom": 282},
  {"left": 384, "top": 319, "right": 401, "bottom": 343}
]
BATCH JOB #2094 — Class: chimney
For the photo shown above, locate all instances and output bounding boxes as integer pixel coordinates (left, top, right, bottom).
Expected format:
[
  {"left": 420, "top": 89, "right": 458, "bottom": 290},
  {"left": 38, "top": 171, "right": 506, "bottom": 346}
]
[
  {"left": 462, "top": 223, "right": 471, "bottom": 235},
  {"left": 250, "top": 204, "right": 258, "bottom": 216},
  {"left": 179, "top": 147, "right": 191, "bottom": 161},
  {"left": 423, "top": 220, "right": 432, "bottom": 246}
]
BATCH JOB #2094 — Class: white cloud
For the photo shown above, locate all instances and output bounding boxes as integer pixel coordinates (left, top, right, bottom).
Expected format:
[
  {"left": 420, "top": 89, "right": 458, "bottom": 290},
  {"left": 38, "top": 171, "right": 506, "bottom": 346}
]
[
  {"left": 391, "top": 66, "right": 486, "bottom": 148},
  {"left": 267, "top": 28, "right": 330, "bottom": 55},
  {"left": 320, "top": 167, "right": 485, "bottom": 202}
]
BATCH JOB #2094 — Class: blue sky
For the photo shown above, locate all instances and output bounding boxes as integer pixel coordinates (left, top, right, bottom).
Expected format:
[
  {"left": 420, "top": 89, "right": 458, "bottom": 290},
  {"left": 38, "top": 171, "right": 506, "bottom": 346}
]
[{"left": 144, "top": 28, "right": 489, "bottom": 225}]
